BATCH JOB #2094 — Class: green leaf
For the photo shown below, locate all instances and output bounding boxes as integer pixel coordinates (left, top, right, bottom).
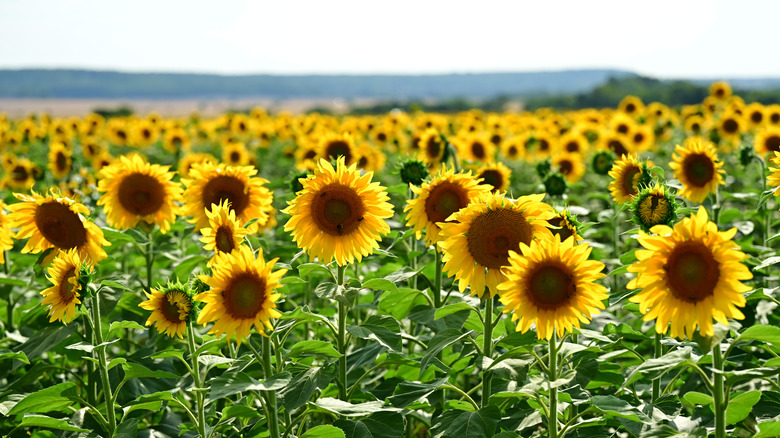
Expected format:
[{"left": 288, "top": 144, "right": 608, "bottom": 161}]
[
  {"left": 590, "top": 395, "right": 649, "bottom": 423},
  {"left": 430, "top": 405, "right": 501, "bottom": 438},
  {"left": 682, "top": 391, "right": 713, "bottom": 406},
  {"left": 18, "top": 324, "right": 77, "bottom": 360},
  {"left": 17, "top": 414, "right": 89, "bottom": 432},
  {"left": 65, "top": 339, "right": 118, "bottom": 353},
  {"left": 738, "top": 324, "right": 780, "bottom": 346},
  {"left": 313, "top": 398, "right": 388, "bottom": 417},
  {"left": 314, "top": 282, "right": 339, "bottom": 300},
  {"left": 0, "top": 349, "right": 29, "bottom": 364},
  {"left": 301, "top": 425, "right": 346, "bottom": 438},
  {"left": 8, "top": 383, "right": 79, "bottom": 415},
  {"left": 434, "top": 302, "right": 476, "bottom": 320},
  {"left": 147, "top": 349, "right": 185, "bottom": 361},
  {"left": 754, "top": 256, "right": 780, "bottom": 271},
  {"left": 198, "top": 355, "right": 235, "bottom": 369},
  {"left": 755, "top": 421, "right": 780, "bottom": 438},
  {"left": 388, "top": 377, "right": 449, "bottom": 408},
  {"left": 207, "top": 372, "right": 291, "bottom": 403},
  {"left": 122, "top": 400, "right": 163, "bottom": 416},
  {"left": 101, "top": 227, "right": 138, "bottom": 244},
  {"left": 298, "top": 263, "right": 333, "bottom": 279},
  {"left": 100, "top": 280, "right": 133, "bottom": 292},
  {"left": 334, "top": 411, "right": 405, "bottom": 438},
  {"left": 621, "top": 347, "right": 692, "bottom": 388},
  {"left": 619, "top": 249, "right": 637, "bottom": 265},
  {"left": 107, "top": 357, "right": 127, "bottom": 371},
  {"left": 718, "top": 208, "right": 741, "bottom": 224},
  {"left": 347, "top": 315, "right": 402, "bottom": 352},
  {"left": 362, "top": 278, "right": 399, "bottom": 293},
  {"left": 174, "top": 255, "right": 209, "bottom": 281},
  {"left": 280, "top": 276, "right": 307, "bottom": 284},
  {"left": 0, "top": 276, "right": 27, "bottom": 286},
  {"left": 221, "top": 404, "right": 261, "bottom": 420},
  {"left": 420, "top": 329, "right": 471, "bottom": 375},
  {"left": 280, "top": 366, "right": 334, "bottom": 412},
  {"left": 121, "top": 362, "right": 178, "bottom": 382},
  {"left": 726, "top": 391, "right": 761, "bottom": 425},
  {"left": 108, "top": 320, "right": 145, "bottom": 337},
  {"left": 288, "top": 340, "right": 342, "bottom": 358}
]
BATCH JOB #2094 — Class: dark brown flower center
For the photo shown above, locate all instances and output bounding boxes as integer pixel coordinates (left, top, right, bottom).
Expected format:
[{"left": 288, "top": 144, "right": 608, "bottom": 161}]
[
  {"left": 161, "top": 293, "right": 185, "bottom": 323},
  {"left": 202, "top": 175, "right": 250, "bottom": 216},
  {"left": 548, "top": 216, "right": 575, "bottom": 242},
  {"left": 325, "top": 140, "right": 352, "bottom": 163},
  {"left": 478, "top": 169, "right": 504, "bottom": 192},
  {"left": 118, "top": 173, "right": 166, "bottom": 216},
  {"left": 35, "top": 201, "right": 87, "bottom": 250},
  {"left": 311, "top": 183, "right": 365, "bottom": 236},
  {"left": 751, "top": 111, "right": 763, "bottom": 123},
  {"left": 527, "top": 262, "right": 575, "bottom": 310},
  {"left": 467, "top": 209, "right": 532, "bottom": 269},
  {"left": 424, "top": 181, "right": 469, "bottom": 224},
  {"left": 59, "top": 268, "right": 77, "bottom": 303},
  {"left": 665, "top": 241, "right": 720, "bottom": 303},
  {"left": 223, "top": 273, "right": 267, "bottom": 319},
  {"left": 722, "top": 118, "right": 739, "bottom": 134},
  {"left": 56, "top": 151, "right": 68, "bottom": 172},
  {"left": 765, "top": 135, "right": 780, "bottom": 152},
  {"left": 683, "top": 153, "right": 715, "bottom": 187},
  {"left": 621, "top": 165, "right": 641, "bottom": 197},
  {"left": 608, "top": 139, "right": 628, "bottom": 157},
  {"left": 426, "top": 136, "right": 442, "bottom": 159},
  {"left": 215, "top": 226, "right": 235, "bottom": 253}
]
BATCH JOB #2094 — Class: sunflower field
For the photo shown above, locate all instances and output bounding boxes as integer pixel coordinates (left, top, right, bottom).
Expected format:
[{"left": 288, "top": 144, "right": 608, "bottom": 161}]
[{"left": 1, "top": 81, "right": 780, "bottom": 438}]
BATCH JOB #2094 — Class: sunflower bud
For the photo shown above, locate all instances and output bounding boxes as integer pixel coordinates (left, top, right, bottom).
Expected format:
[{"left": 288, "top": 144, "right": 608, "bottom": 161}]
[
  {"left": 738, "top": 143, "right": 755, "bottom": 167},
  {"left": 543, "top": 172, "right": 567, "bottom": 197},
  {"left": 535, "top": 159, "right": 552, "bottom": 179},
  {"left": 630, "top": 184, "right": 679, "bottom": 233},
  {"left": 591, "top": 150, "right": 616, "bottom": 175},
  {"left": 398, "top": 159, "right": 429, "bottom": 186}
]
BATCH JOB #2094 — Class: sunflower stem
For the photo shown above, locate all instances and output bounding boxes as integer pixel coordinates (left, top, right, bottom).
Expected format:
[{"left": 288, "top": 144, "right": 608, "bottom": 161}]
[
  {"left": 481, "top": 296, "right": 493, "bottom": 408},
  {"left": 145, "top": 231, "right": 155, "bottom": 293},
  {"left": 712, "top": 343, "right": 726, "bottom": 438},
  {"left": 612, "top": 206, "right": 621, "bottom": 296},
  {"left": 187, "top": 322, "right": 207, "bottom": 438},
  {"left": 548, "top": 334, "right": 559, "bottom": 438},
  {"left": 262, "top": 334, "right": 281, "bottom": 438},
  {"left": 433, "top": 249, "right": 443, "bottom": 308},
  {"left": 652, "top": 331, "right": 662, "bottom": 403},
  {"left": 336, "top": 264, "right": 349, "bottom": 401},
  {"left": 408, "top": 186, "right": 418, "bottom": 290},
  {"left": 91, "top": 293, "right": 115, "bottom": 436}
]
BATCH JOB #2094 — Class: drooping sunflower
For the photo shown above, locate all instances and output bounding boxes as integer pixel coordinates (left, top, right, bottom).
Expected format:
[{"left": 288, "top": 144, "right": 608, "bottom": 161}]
[
  {"left": 405, "top": 166, "right": 492, "bottom": 247},
  {"left": 284, "top": 157, "right": 393, "bottom": 266},
  {"left": 9, "top": 191, "right": 108, "bottom": 263},
  {"left": 754, "top": 127, "right": 780, "bottom": 156},
  {"left": 97, "top": 154, "right": 182, "bottom": 234},
  {"left": 200, "top": 199, "right": 248, "bottom": 266},
  {"left": 608, "top": 154, "right": 654, "bottom": 204},
  {"left": 139, "top": 283, "right": 195, "bottom": 338},
  {"left": 474, "top": 161, "right": 512, "bottom": 193},
  {"left": 439, "top": 193, "right": 554, "bottom": 298},
  {"left": 498, "top": 236, "right": 608, "bottom": 340},
  {"left": 0, "top": 202, "right": 14, "bottom": 264},
  {"left": 48, "top": 141, "right": 72, "bottom": 180},
  {"left": 669, "top": 138, "right": 724, "bottom": 204},
  {"left": 628, "top": 206, "right": 752, "bottom": 338},
  {"left": 182, "top": 161, "right": 273, "bottom": 232},
  {"left": 630, "top": 184, "right": 678, "bottom": 233},
  {"left": 548, "top": 209, "right": 581, "bottom": 243},
  {"left": 40, "top": 248, "right": 89, "bottom": 324},
  {"left": 195, "top": 245, "right": 286, "bottom": 345}
]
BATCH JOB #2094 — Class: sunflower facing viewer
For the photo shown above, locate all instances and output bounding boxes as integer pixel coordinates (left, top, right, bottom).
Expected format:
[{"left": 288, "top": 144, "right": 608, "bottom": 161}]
[
  {"left": 669, "top": 138, "right": 724, "bottom": 204},
  {"left": 284, "top": 157, "right": 393, "bottom": 266},
  {"left": 628, "top": 207, "right": 751, "bottom": 339}
]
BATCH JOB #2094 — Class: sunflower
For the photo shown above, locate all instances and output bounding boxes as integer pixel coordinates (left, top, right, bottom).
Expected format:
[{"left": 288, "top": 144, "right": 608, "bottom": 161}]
[
  {"left": 139, "top": 283, "right": 195, "bottom": 338},
  {"left": 475, "top": 161, "right": 512, "bottom": 193},
  {"left": 195, "top": 246, "right": 286, "bottom": 345},
  {"left": 497, "top": 236, "right": 608, "bottom": 340},
  {"left": 9, "top": 191, "right": 108, "bottom": 263},
  {"left": 754, "top": 128, "right": 780, "bottom": 156},
  {"left": 548, "top": 209, "right": 580, "bottom": 243},
  {"left": 717, "top": 111, "right": 744, "bottom": 144},
  {"left": 40, "top": 249, "right": 89, "bottom": 323},
  {"left": 458, "top": 134, "right": 495, "bottom": 163},
  {"left": 418, "top": 128, "right": 446, "bottom": 170},
  {"left": 628, "top": 207, "right": 751, "bottom": 338},
  {"left": 284, "top": 157, "right": 393, "bottom": 266},
  {"left": 97, "top": 154, "right": 182, "bottom": 234},
  {"left": 182, "top": 161, "right": 273, "bottom": 232},
  {"left": 178, "top": 152, "right": 217, "bottom": 178},
  {"left": 2, "top": 157, "right": 35, "bottom": 190},
  {"left": 618, "top": 95, "right": 644, "bottom": 117},
  {"left": 558, "top": 132, "right": 589, "bottom": 155},
  {"left": 552, "top": 153, "right": 586, "bottom": 183},
  {"left": 669, "top": 138, "right": 724, "bottom": 204},
  {"left": 500, "top": 137, "right": 524, "bottom": 161},
  {"left": 0, "top": 202, "right": 14, "bottom": 263},
  {"left": 601, "top": 132, "right": 634, "bottom": 158},
  {"left": 405, "top": 166, "right": 492, "bottom": 247},
  {"left": 319, "top": 132, "right": 357, "bottom": 165},
  {"left": 48, "top": 141, "right": 72, "bottom": 180},
  {"left": 222, "top": 141, "right": 251, "bottom": 166},
  {"left": 295, "top": 140, "right": 321, "bottom": 171},
  {"left": 630, "top": 184, "right": 678, "bottom": 233},
  {"left": 439, "top": 193, "right": 554, "bottom": 298},
  {"left": 745, "top": 102, "right": 765, "bottom": 129},
  {"left": 608, "top": 154, "right": 653, "bottom": 204},
  {"left": 710, "top": 81, "right": 732, "bottom": 101},
  {"left": 200, "top": 199, "right": 248, "bottom": 266},
  {"left": 684, "top": 115, "right": 706, "bottom": 136}
]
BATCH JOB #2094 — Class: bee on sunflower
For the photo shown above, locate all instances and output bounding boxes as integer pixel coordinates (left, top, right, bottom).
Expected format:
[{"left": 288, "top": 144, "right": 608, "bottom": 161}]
[{"left": 284, "top": 157, "right": 393, "bottom": 266}]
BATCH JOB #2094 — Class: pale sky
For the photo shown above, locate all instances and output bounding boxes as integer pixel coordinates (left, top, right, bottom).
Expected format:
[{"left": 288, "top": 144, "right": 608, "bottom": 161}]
[{"left": 0, "top": 0, "right": 778, "bottom": 78}]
